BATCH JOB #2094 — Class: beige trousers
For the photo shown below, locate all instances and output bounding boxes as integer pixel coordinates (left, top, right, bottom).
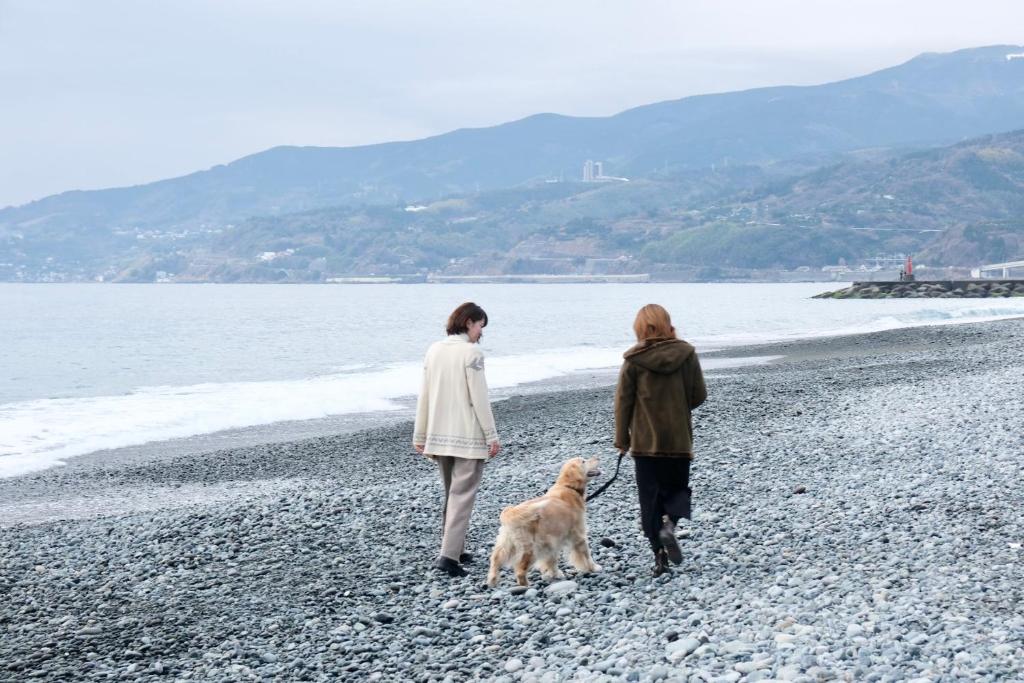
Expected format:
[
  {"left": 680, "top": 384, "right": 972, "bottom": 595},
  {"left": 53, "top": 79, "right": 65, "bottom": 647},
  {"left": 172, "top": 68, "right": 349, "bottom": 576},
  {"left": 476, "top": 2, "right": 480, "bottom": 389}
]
[{"left": 436, "top": 456, "right": 485, "bottom": 561}]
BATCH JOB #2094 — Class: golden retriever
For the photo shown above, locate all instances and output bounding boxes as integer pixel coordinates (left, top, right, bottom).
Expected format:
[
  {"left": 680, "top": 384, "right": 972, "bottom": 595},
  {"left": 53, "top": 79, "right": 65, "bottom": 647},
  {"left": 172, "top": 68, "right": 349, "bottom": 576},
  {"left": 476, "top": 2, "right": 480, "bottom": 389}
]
[{"left": 487, "top": 456, "right": 602, "bottom": 587}]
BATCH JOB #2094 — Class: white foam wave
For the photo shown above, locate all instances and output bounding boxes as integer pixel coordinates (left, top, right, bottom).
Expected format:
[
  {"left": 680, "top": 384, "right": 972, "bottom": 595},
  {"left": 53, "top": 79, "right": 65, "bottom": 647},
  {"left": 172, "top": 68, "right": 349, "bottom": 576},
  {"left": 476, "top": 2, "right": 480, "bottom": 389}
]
[
  {"left": 694, "top": 302, "right": 1024, "bottom": 348},
  {"left": 0, "top": 372, "right": 410, "bottom": 478},
  {"left": 0, "top": 346, "right": 628, "bottom": 478},
  {"left": 487, "top": 347, "right": 623, "bottom": 388},
  {"left": 804, "top": 304, "right": 1024, "bottom": 340}
]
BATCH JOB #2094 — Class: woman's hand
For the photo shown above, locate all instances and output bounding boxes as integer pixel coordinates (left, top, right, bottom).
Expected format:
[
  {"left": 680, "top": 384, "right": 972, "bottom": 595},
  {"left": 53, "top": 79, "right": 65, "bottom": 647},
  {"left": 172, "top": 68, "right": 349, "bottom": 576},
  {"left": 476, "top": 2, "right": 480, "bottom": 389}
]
[
  {"left": 488, "top": 441, "right": 501, "bottom": 458},
  {"left": 414, "top": 444, "right": 425, "bottom": 454}
]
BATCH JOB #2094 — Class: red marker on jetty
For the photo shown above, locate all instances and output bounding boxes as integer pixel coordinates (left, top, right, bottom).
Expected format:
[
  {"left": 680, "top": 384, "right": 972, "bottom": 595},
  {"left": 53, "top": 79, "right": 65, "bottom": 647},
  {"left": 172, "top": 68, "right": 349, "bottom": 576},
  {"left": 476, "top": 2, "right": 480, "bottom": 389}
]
[{"left": 901, "top": 255, "right": 915, "bottom": 282}]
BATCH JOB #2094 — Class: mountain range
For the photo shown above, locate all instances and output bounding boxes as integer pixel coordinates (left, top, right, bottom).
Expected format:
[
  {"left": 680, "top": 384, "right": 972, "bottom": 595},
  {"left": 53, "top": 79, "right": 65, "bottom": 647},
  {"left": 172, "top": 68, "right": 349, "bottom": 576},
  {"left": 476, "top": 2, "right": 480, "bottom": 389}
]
[{"left": 2, "top": 44, "right": 1023, "bottom": 282}]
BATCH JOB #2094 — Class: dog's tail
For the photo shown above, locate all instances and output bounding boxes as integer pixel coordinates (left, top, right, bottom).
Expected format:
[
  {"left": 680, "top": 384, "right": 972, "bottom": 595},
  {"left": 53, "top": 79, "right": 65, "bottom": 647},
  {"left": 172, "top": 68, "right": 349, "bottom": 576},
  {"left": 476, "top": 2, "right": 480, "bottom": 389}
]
[
  {"left": 487, "top": 525, "right": 514, "bottom": 587},
  {"left": 498, "top": 505, "right": 517, "bottom": 526}
]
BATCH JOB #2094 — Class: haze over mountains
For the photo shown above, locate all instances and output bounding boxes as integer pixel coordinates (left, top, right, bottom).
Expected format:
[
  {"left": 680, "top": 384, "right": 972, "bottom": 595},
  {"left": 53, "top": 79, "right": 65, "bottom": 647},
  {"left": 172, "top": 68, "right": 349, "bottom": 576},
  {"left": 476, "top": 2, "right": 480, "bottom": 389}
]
[{"left": 3, "top": 45, "right": 1023, "bottom": 282}]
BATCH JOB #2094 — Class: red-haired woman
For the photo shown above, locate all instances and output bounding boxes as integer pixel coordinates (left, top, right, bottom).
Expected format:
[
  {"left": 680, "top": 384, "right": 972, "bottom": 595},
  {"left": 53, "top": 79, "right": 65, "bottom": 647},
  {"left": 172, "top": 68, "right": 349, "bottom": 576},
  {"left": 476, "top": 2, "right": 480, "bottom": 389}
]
[
  {"left": 414, "top": 302, "right": 501, "bottom": 577},
  {"left": 614, "top": 304, "right": 706, "bottom": 576}
]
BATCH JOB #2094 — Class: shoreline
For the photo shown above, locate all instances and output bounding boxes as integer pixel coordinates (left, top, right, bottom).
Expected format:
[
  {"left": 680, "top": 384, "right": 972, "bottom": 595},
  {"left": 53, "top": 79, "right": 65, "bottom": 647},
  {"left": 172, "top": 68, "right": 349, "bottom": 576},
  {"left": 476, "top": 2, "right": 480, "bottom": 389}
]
[
  {"left": 2, "top": 317, "right": 1022, "bottom": 679},
  {"left": 6, "top": 307, "right": 1023, "bottom": 493},
  {"left": 2, "top": 317, "right": 1022, "bottom": 526},
  {"left": 0, "top": 355, "right": 781, "bottom": 495}
]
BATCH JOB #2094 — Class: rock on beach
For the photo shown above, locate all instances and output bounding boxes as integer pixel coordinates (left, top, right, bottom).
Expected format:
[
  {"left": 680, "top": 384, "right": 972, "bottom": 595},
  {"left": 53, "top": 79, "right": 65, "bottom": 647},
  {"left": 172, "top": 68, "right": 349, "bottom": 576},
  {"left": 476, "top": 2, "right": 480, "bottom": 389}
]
[{"left": 2, "top": 320, "right": 1024, "bottom": 681}]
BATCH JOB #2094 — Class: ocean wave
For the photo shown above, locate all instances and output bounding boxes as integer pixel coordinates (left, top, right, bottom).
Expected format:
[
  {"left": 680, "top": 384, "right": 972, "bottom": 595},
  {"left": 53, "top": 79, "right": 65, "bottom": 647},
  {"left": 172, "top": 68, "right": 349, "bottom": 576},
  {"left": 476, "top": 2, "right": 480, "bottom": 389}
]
[
  {"left": 0, "top": 346, "right": 631, "bottom": 478},
  {"left": 694, "top": 302, "right": 1024, "bottom": 348}
]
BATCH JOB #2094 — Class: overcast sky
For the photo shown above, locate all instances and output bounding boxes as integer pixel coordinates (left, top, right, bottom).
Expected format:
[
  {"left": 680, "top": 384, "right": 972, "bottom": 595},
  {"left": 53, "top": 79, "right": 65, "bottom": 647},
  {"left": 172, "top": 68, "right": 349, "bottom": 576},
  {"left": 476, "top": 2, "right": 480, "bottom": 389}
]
[{"left": 1, "top": 0, "right": 1022, "bottom": 208}]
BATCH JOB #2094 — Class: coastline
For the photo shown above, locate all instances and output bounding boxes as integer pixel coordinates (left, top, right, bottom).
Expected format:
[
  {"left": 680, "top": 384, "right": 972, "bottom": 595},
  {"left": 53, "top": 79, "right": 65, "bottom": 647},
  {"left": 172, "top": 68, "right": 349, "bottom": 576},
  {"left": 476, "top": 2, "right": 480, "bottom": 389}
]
[
  {"left": 0, "top": 356, "right": 780, "bottom": 522},
  {"left": 0, "top": 318, "right": 1018, "bottom": 524},
  {"left": 2, "top": 318, "right": 1023, "bottom": 680}
]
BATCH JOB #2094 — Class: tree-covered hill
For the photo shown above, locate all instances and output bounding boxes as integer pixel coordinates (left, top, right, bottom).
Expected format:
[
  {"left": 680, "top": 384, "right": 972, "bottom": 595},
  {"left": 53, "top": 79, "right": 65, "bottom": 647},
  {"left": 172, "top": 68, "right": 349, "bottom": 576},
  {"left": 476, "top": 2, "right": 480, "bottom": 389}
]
[
  {"left": 640, "top": 129, "right": 1024, "bottom": 269},
  {"left": 68, "top": 128, "right": 1022, "bottom": 282}
]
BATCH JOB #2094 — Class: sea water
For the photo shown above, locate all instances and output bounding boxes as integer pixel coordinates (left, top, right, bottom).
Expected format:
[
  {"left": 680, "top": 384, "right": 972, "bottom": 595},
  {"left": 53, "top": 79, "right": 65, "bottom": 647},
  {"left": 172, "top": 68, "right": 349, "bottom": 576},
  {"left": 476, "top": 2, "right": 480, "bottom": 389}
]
[{"left": 2, "top": 282, "right": 1022, "bottom": 477}]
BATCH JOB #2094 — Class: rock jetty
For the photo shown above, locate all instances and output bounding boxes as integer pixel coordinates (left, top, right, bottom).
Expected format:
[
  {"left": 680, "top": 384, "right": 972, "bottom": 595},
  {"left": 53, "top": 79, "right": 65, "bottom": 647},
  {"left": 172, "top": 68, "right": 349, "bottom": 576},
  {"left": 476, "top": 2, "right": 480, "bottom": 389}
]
[{"left": 814, "top": 279, "right": 1024, "bottom": 299}]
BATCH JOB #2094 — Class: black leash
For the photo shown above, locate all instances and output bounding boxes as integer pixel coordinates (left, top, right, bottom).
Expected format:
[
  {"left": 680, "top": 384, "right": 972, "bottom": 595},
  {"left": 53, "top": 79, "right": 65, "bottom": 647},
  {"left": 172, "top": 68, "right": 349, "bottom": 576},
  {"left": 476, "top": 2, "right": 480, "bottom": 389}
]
[{"left": 586, "top": 451, "right": 625, "bottom": 502}]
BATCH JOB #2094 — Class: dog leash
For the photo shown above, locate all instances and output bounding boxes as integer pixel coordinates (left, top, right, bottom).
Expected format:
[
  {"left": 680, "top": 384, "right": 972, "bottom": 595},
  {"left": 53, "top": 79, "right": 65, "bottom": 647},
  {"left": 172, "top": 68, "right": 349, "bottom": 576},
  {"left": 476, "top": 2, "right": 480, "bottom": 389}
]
[{"left": 586, "top": 451, "right": 625, "bottom": 502}]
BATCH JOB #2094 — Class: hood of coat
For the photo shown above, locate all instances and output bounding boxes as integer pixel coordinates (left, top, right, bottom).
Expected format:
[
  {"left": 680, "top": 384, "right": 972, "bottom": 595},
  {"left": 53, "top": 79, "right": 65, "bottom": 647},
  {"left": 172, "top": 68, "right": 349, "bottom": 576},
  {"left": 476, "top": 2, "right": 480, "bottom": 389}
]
[{"left": 623, "top": 337, "right": 696, "bottom": 374}]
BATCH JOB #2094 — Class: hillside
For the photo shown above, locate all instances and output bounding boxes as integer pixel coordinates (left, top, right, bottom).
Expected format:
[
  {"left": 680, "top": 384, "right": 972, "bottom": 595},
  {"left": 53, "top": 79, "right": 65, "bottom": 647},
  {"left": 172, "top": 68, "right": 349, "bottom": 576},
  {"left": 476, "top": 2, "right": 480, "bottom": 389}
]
[
  {"left": 99, "top": 167, "right": 767, "bottom": 282},
  {"left": 640, "top": 130, "right": 1024, "bottom": 269},
  {"left": 2, "top": 44, "right": 1023, "bottom": 242},
  {"left": 9, "top": 129, "right": 1017, "bottom": 282}
]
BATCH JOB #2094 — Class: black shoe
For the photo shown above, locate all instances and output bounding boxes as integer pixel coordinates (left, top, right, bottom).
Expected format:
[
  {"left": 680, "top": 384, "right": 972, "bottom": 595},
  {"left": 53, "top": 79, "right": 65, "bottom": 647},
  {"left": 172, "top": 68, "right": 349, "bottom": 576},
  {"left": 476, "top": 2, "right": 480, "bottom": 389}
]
[
  {"left": 659, "top": 519, "right": 683, "bottom": 565},
  {"left": 459, "top": 552, "right": 475, "bottom": 565},
  {"left": 433, "top": 556, "right": 467, "bottom": 577},
  {"left": 653, "top": 548, "right": 669, "bottom": 577}
]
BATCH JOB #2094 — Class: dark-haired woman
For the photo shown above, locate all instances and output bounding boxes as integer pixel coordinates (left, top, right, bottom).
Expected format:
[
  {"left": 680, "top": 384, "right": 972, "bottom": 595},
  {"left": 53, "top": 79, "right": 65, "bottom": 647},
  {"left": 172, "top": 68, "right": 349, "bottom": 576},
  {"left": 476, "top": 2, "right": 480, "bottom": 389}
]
[
  {"left": 614, "top": 304, "right": 706, "bottom": 576},
  {"left": 414, "top": 302, "right": 501, "bottom": 577}
]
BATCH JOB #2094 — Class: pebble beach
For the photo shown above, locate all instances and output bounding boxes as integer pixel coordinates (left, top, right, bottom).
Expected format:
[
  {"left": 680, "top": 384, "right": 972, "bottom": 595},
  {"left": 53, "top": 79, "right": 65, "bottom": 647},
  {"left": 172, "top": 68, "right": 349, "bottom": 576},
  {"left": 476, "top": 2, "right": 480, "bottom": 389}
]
[{"left": 2, "top": 319, "right": 1023, "bottom": 682}]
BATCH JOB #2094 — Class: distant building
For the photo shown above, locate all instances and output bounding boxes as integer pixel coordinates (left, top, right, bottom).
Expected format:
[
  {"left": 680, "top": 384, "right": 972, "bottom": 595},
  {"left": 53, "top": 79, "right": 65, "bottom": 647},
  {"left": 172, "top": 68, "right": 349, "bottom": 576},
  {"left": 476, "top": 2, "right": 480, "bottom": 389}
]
[
  {"left": 582, "top": 160, "right": 627, "bottom": 183},
  {"left": 582, "top": 160, "right": 605, "bottom": 182}
]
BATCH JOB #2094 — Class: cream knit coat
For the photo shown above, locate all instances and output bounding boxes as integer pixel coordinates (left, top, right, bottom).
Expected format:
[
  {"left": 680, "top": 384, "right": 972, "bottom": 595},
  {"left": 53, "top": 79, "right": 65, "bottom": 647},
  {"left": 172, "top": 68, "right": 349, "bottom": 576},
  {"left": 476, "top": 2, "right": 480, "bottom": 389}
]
[{"left": 413, "top": 333, "right": 499, "bottom": 459}]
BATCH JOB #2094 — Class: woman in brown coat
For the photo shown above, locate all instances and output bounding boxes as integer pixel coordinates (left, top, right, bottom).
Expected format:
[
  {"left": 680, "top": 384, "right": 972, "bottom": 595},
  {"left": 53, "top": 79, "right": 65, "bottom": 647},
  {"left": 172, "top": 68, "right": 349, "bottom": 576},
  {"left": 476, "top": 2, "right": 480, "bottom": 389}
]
[{"left": 614, "top": 304, "right": 707, "bottom": 576}]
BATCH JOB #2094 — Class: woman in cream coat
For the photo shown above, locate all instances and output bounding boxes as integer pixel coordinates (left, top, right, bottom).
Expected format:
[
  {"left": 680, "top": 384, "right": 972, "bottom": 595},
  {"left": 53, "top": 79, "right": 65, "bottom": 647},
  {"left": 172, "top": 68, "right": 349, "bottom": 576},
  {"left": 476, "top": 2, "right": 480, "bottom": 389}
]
[{"left": 414, "top": 302, "right": 500, "bottom": 577}]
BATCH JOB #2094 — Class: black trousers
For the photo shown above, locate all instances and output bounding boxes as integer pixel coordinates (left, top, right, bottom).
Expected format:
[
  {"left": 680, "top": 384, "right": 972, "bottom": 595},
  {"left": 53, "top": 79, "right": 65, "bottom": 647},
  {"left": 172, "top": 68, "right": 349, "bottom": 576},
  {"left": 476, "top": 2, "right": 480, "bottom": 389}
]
[{"left": 634, "top": 456, "right": 692, "bottom": 550}]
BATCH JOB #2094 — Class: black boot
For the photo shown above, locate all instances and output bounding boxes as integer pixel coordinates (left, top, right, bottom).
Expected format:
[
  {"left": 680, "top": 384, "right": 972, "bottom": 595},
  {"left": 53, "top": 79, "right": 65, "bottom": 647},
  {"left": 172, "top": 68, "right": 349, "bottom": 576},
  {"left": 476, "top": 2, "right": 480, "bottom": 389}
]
[
  {"left": 459, "top": 552, "right": 475, "bottom": 565},
  {"left": 652, "top": 548, "right": 669, "bottom": 577},
  {"left": 658, "top": 517, "right": 683, "bottom": 565},
  {"left": 433, "top": 556, "right": 467, "bottom": 577}
]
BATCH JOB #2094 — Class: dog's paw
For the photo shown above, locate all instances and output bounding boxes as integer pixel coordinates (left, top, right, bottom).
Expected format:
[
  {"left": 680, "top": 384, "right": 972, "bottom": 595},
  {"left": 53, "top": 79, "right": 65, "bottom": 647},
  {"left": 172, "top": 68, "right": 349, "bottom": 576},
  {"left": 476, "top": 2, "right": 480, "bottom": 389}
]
[{"left": 587, "top": 563, "right": 602, "bottom": 574}]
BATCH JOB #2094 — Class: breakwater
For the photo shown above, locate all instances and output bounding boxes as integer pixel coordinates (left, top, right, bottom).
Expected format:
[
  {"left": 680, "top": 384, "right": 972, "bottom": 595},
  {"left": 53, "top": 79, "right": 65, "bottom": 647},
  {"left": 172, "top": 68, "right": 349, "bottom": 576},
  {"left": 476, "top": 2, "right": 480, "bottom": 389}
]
[{"left": 814, "top": 280, "right": 1024, "bottom": 299}]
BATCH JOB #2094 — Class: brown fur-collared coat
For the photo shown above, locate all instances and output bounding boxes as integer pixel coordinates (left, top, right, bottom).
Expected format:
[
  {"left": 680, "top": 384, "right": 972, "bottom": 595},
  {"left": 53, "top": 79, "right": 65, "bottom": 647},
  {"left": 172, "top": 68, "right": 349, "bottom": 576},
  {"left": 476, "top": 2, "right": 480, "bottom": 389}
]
[{"left": 614, "top": 337, "right": 707, "bottom": 458}]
